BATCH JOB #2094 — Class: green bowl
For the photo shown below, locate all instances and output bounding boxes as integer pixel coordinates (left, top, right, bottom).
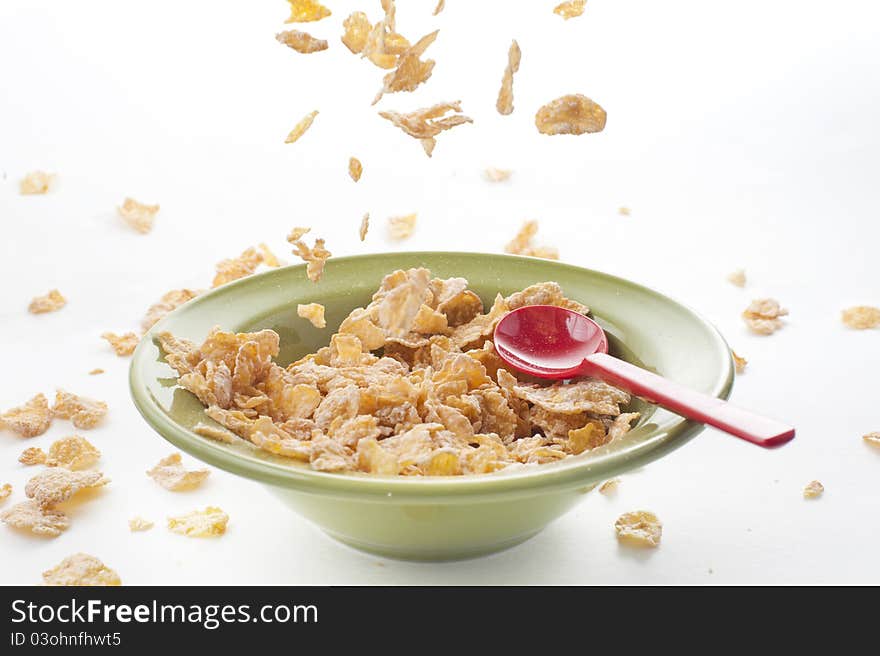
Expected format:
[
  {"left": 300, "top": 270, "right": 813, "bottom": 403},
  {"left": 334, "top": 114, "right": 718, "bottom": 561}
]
[{"left": 130, "top": 252, "right": 733, "bottom": 561}]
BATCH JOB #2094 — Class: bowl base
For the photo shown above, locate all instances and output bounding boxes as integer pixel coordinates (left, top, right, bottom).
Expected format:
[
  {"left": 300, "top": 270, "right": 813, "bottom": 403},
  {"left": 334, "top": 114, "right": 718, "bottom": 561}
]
[{"left": 325, "top": 529, "right": 543, "bottom": 562}]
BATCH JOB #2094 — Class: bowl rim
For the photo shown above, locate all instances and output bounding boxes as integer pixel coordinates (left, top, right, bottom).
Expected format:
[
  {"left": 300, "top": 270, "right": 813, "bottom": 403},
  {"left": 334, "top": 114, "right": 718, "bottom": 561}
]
[{"left": 129, "top": 251, "right": 734, "bottom": 502}]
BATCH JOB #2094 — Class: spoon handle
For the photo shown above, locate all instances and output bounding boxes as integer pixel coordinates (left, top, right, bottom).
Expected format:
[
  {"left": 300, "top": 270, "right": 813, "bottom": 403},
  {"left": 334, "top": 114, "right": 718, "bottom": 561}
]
[{"left": 582, "top": 353, "right": 795, "bottom": 448}]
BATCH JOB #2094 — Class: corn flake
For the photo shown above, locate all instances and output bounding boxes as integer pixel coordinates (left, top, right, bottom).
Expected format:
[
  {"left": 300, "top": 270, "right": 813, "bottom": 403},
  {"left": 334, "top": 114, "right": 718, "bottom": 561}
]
[
  {"left": 485, "top": 167, "right": 512, "bottom": 182},
  {"left": 52, "top": 390, "right": 108, "bottom": 429},
  {"left": 117, "top": 197, "right": 159, "bottom": 234},
  {"left": 284, "top": 0, "right": 330, "bottom": 23},
  {"left": 1, "top": 500, "right": 69, "bottom": 536},
  {"left": 727, "top": 269, "right": 746, "bottom": 287},
  {"left": 496, "top": 40, "right": 521, "bottom": 115},
  {"left": 147, "top": 453, "right": 210, "bottom": 491},
  {"left": 19, "top": 170, "right": 55, "bottom": 195},
  {"left": 803, "top": 480, "right": 824, "bottom": 499},
  {"left": 504, "top": 220, "right": 559, "bottom": 259},
  {"left": 598, "top": 479, "right": 619, "bottom": 495},
  {"left": 168, "top": 506, "right": 228, "bottom": 537},
  {"left": 388, "top": 213, "right": 417, "bottom": 240},
  {"left": 349, "top": 157, "right": 363, "bottom": 182},
  {"left": 615, "top": 510, "right": 662, "bottom": 547},
  {"left": 372, "top": 30, "right": 439, "bottom": 105},
  {"left": 128, "top": 516, "right": 154, "bottom": 532},
  {"left": 34, "top": 436, "right": 101, "bottom": 470},
  {"left": 43, "top": 553, "right": 121, "bottom": 586},
  {"left": 433, "top": 0, "right": 446, "bottom": 15},
  {"left": 732, "top": 350, "right": 747, "bottom": 374},
  {"left": 289, "top": 232, "right": 332, "bottom": 282},
  {"left": 28, "top": 289, "right": 66, "bottom": 314},
  {"left": 341, "top": 11, "right": 372, "bottom": 54},
  {"left": 192, "top": 422, "right": 237, "bottom": 443},
  {"left": 742, "top": 298, "right": 788, "bottom": 335},
  {"left": 862, "top": 432, "right": 880, "bottom": 447},
  {"left": 359, "top": 213, "right": 370, "bottom": 241},
  {"left": 618, "top": 206, "right": 631, "bottom": 216},
  {"left": 101, "top": 331, "right": 139, "bottom": 356},
  {"left": 298, "top": 303, "right": 327, "bottom": 328},
  {"left": 536, "top": 94, "right": 606, "bottom": 136},
  {"left": 0, "top": 483, "right": 11, "bottom": 501},
  {"left": 1, "top": 393, "right": 52, "bottom": 438},
  {"left": 842, "top": 305, "right": 880, "bottom": 330},
  {"left": 379, "top": 101, "right": 473, "bottom": 157},
  {"left": 276, "top": 30, "right": 328, "bottom": 53},
  {"left": 25, "top": 468, "right": 109, "bottom": 508},
  {"left": 142, "top": 288, "right": 201, "bottom": 332},
  {"left": 285, "top": 110, "right": 318, "bottom": 144},
  {"left": 554, "top": 0, "right": 587, "bottom": 19},
  {"left": 89, "top": 368, "right": 104, "bottom": 375}
]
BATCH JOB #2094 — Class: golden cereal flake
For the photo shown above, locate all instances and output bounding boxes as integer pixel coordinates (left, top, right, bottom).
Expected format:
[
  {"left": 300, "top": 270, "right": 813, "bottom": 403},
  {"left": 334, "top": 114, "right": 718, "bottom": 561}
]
[
  {"left": 128, "top": 516, "right": 154, "bottom": 532},
  {"left": 147, "top": 453, "right": 210, "bottom": 491},
  {"left": 484, "top": 167, "right": 512, "bottom": 182},
  {"left": 388, "top": 213, "right": 417, "bottom": 240},
  {"left": 1, "top": 393, "right": 52, "bottom": 437},
  {"left": 504, "top": 220, "right": 559, "bottom": 259},
  {"left": 862, "top": 432, "right": 880, "bottom": 447},
  {"left": 803, "top": 480, "right": 824, "bottom": 499},
  {"left": 598, "top": 479, "right": 619, "bottom": 495},
  {"left": 28, "top": 289, "right": 66, "bottom": 314},
  {"left": 349, "top": 156, "right": 363, "bottom": 182},
  {"left": 554, "top": 0, "right": 587, "bottom": 19},
  {"left": 212, "top": 246, "right": 265, "bottom": 288},
  {"left": 0, "top": 483, "right": 11, "bottom": 501},
  {"left": 513, "top": 378, "right": 630, "bottom": 418},
  {"left": 379, "top": 101, "right": 473, "bottom": 157},
  {"left": 742, "top": 298, "right": 788, "bottom": 335},
  {"left": 258, "top": 243, "right": 282, "bottom": 268},
  {"left": 285, "top": 110, "right": 318, "bottom": 144},
  {"left": 298, "top": 303, "right": 327, "bottom": 328},
  {"left": 43, "top": 553, "right": 121, "bottom": 586},
  {"left": 275, "top": 29, "right": 328, "bottom": 53},
  {"left": 842, "top": 306, "right": 880, "bottom": 330},
  {"left": 168, "top": 506, "right": 228, "bottom": 537},
  {"left": 284, "top": 0, "right": 330, "bottom": 23},
  {"left": 567, "top": 421, "right": 608, "bottom": 454},
  {"left": 727, "top": 269, "right": 746, "bottom": 287},
  {"left": 142, "top": 288, "right": 201, "bottom": 332},
  {"left": 1, "top": 501, "right": 69, "bottom": 536},
  {"left": 288, "top": 233, "right": 332, "bottom": 282},
  {"left": 192, "top": 422, "right": 237, "bottom": 443},
  {"left": 359, "top": 213, "right": 370, "bottom": 241},
  {"left": 19, "top": 170, "right": 54, "bottom": 195},
  {"left": 101, "top": 331, "right": 139, "bottom": 356},
  {"left": 731, "top": 350, "right": 747, "bottom": 374},
  {"left": 51, "top": 390, "right": 108, "bottom": 429},
  {"left": 89, "top": 368, "right": 104, "bottom": 375},
  {"left": 19, "top": 447, "right": 46, "bottom": 465},
  {"left": 433, "top": 0, "right": 446, "bottom": 15},
  {"left": 536, "top": 94, "right": 606, "bottom": 136},
  {"left": 341, "top": 11, "right": 372, "bottom": 54},
  {"left": 372, "top": 30, "right": 439, "bottom": 105},
  {"left": 618, "top": 206, "right": 631, "bottom": 216},
  {"left": 25, "top": 468, "right": 109, "bottom": 508},
  {"left": 117, "top": 197, "right": 159, "bottom": 234},
  {"left": 40, "top": 436, "right": 101, "bottom": 470},
  {"left": 496, "top": 40, "right": 521, "bottom": 116},
  {"left": 615, "top": 511, "right": 662, "bottom": 547}
]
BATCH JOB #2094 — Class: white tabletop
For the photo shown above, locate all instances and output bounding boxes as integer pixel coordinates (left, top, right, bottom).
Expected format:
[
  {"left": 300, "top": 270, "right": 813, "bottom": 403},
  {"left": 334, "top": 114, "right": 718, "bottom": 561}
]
[{"left": 1, "top": 0, "right": 877, "bottom": 585}]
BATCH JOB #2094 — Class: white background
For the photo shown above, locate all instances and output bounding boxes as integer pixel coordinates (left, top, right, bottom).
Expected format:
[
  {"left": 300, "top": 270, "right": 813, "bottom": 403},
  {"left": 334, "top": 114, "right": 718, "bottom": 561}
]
[{"left": 1, "top": 0, "right": 878, "bottom": 585}]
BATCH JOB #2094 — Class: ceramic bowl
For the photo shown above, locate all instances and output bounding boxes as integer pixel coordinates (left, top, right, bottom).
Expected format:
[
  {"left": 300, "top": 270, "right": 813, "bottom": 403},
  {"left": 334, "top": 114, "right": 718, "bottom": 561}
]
[{"left": 130, "top": 252, "right": 733, "bottom": 560}]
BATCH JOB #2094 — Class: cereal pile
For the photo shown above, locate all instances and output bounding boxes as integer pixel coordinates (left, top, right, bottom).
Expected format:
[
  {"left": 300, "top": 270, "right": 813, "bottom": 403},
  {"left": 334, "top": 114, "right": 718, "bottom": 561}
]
[{"left": 158, "top": 269, "right": 639, "bottom": 476}]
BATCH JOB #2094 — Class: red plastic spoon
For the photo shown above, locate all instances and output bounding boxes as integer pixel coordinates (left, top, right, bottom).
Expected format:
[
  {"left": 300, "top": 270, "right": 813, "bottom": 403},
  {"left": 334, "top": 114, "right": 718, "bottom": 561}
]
[{"left": 493, "top": 305, "right": 795, "bottom": 448}]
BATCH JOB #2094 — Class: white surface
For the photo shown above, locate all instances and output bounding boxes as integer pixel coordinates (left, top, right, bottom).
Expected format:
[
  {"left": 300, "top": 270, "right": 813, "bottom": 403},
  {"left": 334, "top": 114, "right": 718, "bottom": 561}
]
[{"left": 1, "top": 0, "right": 878, "bottom": 585}]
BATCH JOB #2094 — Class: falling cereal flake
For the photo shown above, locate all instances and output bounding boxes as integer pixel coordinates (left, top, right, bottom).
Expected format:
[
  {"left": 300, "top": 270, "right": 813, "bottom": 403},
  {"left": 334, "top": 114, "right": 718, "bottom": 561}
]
[
  {"left": 275, "top": 29, "right": 328, "bottom": 53},
  {"left": 536, "top": 94, "right": 606, "bottom": 136},
  {"left": 379, "top": 101, "right": 473, "bottom": 157},
  {"left": 1, "top": 393, "right": 52, "bottom": 438},
  {"left": 101, "top": 331, "right": 139, "bottom": 356},
  {"left": 803, "top": 480, "right": 824, "bottom": 499},
  {"left": 484, "top": 167, "right": 512, "bottom": 182},
  {"left": 388, "top": 214, "right": 417, "bottom": 240},
  {"left": 258, "top": 243, "right": 282, "bottom": 267},
  {"left": 554, "top": 0, "right": 587, "bottom": 19},
  {"left": 841, "top": 306, "right": 880, "bottom": 330},
  {"left": 285, "top": 110, "right": 318, "bottom": 144},
  {"left": 52, "top": 390, "right": 108, "bottom": 430},
  {"left": 288, "top": 232, "right": 332, "bottom": 282},
  {"left": 213, "top": 246, "right": 268, "bottom": 288},
  {"left": 89, "top": 368, "right": 105, "bottom": 375},
  {"left": 433, "top": 0, "right": 446, "bottom": 15},
  {"left": 146, "top": 453, "right": 210, "bottom": 491},
  {"left": 168, "top": 506, "right": 228, "bottom": 537},
  {"left": 28, "top": 289, "right": 66, "bottom": 314},
  {"left": 297, "top": 303, "right": 327, "bottom": 328},
  {"left": 349, "top": 157, "right": 363, "bottom": 182},
  {"left": 1, "top": 500, "right": 69, "bottom": 537},
  {"left": 862, "top": 432, "right": 880, "bottom": 447},
  {"left": 372, "top": 30, "right": 439, "bottom": 105},
  {"left": 117, "top": 197, "right": 159, "bottom": 234},
  {"left": 496, "top": 40, "right": 521, "bottom": 116},
  {"left": 615, "top": 510, "right": 662, "bottom": 547},
  {"left": 504, "top": 220, "right": 559, "bottom": 260},
  {"left": 0, "top": 483, "right": 11, "bottom": 502},
  {"left": 341, "top": 11, "right": 372, "bottom": 54},
  {"left": 727, "top": 269, "right": 746, "bottom": 287},
  {"left": 25, "top": 468, "right": 109, "bottom": 508},
  {"left": 359, "top": 213, "right": 370, "bottom": 241},
  {"left": 598, "top": 479, "right": 619, "bottom": 495},
  {"left": 742, "top": 298, "right": 788, "bottom": 335},
  {"left": 19, "top": 171, "right": 54, "bottom": 195},
  {"left": 128, "top": 516, "right": 154, "bottom": 532},
  {"left": 142, "top": 288, "right": 202, "bottom": 331},
  {"left": 284, "top": 0, "right": 330, "bottom": 23},
  {"left": 43, "top": 553, "right": 121, "bottom": 586},
  {"left": 618, "top": 206, "right": 631, "bottom": 216},
  {"left": 731, "top": 350, "right": 747, "bottom": 374}
]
